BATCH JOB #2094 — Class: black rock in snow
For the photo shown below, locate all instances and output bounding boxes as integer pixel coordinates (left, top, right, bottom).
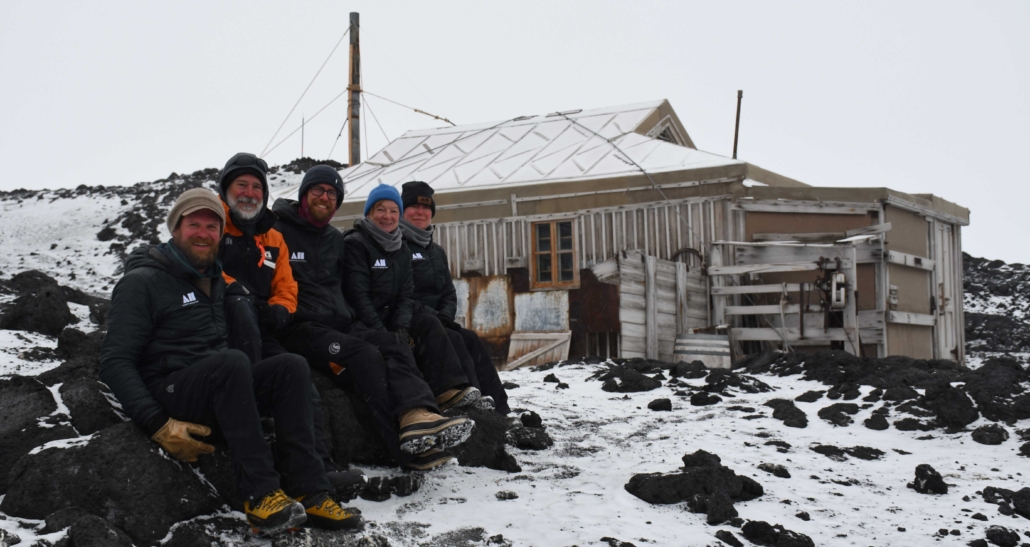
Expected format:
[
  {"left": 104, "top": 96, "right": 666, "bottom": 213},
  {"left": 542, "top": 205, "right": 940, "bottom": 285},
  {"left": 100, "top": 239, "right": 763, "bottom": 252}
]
[
  {"left": 972, "top": 424, "right": 1010, "bottom": 445},
  {"left": 451, "top": 407, "right": 521, "bottom": 473},
  {"left": 648, "top": 398, "right": 672, "bottom": 411},
  {"left": 740, "top": 520, "right": 814, "bottom": 547},
  {"left": 1, "top": 422, "right": 223, "bottom": 545},
  {"left": 757, "top": 463, "right": 791, "bottom": 479},
  {"left": 520, "top": 411, "right": 543, "bottom": 428},
  {"left": 794, "top": 390, "right": 824, "bottom": 403},
  {"left": 0, "top": 375, "right": 78, "bottom": 494},
  {"left": 864, "top": 413, "right": 890, "bottom": 430},
  {"left": 691, "top": 392, "right": 723, "bottom": 406},
  {"left": 907, "top": 464, "right": 948, "bottom": 494},
  {"left": 706, "top": 490, "right": 738, "bottom": 525},
  {"left": 672, "top": 360, "right": 708, "bottom": 379},
  {"left": 59, "top": 378, "right": 124, "bottom": 435},
  {"left": 0, "top": 271, "right": 75, "bottom": 336},
  {"left": 543, "top": 373, "right": 560, "bottom": 383},
  {"left": 985, "top": 525, "right": 1020, "bottom": 547},
  {"left": 68, "top": 514, "right": 134, "bottom": 547},
  {"left": 625, "top": 450, "right": 763, "bottom": 508},
  {"left": 507, "top": 424, "right": 554, "bottom": 450},
  {"left": 714, "top": 529, "right": 744, "bottom": 547},
  {"left": 682, "top": 450, "right": 722, "bottom": 468},
  {"left": 817, "top": 402, "right": 860, "bottom": 427},
  {"left": 764, "top": 399, "right": 808, "bottom": 428},
  {"left": 920, "top": 383, "right": 979, "bottom": 428}
]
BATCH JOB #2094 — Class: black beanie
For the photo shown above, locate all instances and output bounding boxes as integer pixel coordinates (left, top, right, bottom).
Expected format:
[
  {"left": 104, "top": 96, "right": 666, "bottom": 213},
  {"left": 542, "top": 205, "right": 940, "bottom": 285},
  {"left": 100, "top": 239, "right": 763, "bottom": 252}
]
[
  {"left": 401, "top": 181, "right": 435, "bottom": 217},
  {"left": 299, "top": 165, "right": 345, "bottom": 208},
  {"left": 217, "top": 152, "right": 269, "bottom": 208}
]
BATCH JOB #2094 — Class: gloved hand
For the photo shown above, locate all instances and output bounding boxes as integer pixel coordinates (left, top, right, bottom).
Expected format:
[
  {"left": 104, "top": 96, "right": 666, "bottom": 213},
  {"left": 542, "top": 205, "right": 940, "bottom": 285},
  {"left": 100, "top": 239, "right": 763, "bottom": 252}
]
[
  {"left": 256, "top": 302, "right": 291, "bottom": 334},
  {"left": 438, "top": 315, "right": 462, "bottom": 331},
  {"left": 151, "top": 418, "right": 215, "bottom": 463},
  {"left": 225, "top": 281, "right": 251, "bottom": 297},
  {"left": 395, "top": 327, "right": 414, "bottom": 348}
]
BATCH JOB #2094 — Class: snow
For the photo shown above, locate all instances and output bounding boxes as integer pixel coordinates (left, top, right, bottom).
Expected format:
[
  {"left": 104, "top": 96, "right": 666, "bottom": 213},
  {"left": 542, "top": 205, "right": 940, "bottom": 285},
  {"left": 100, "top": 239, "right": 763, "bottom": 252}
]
[{"left": 0, "top": 329, "right": 60, "bottom": 378}]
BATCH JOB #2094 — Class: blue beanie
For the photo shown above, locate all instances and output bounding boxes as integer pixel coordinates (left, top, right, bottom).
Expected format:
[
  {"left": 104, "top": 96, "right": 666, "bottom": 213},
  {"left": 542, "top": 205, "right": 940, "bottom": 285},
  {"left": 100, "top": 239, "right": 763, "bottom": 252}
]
[{"left": 363, "top": 184, "right": 403, "bottom": 217}]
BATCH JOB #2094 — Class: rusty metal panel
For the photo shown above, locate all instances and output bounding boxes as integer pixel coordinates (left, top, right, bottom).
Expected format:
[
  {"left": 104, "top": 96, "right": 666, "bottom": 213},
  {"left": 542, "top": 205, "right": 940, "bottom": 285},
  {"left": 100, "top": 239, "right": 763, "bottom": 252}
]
[
  {"left": 470, "top": 277, "right": 512, "bottom": 334},
  {"left": 514, "top": 291, "right": 569, "bottom": 331}
]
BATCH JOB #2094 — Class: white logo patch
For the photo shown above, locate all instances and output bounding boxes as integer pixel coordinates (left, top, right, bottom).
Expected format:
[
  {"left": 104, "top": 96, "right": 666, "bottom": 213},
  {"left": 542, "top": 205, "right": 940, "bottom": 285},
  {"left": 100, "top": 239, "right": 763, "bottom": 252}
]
[
  {"left": 412, "top": 252, "right": 425, "bottom": 260},
  {"left": 182, "top": 292, "right": 197, "bottom": 306},
  {"left": 291, "top": 251, "right": 306, "bottom": 261},
  {"left": 372, "top": 258, "right": 388, "bottom": 269},
  {"left": 329, "top": 342, "right": 340, "bottom": 355},
  {"left": 166, "top": 384, "right": 174, "bottom": 393}
]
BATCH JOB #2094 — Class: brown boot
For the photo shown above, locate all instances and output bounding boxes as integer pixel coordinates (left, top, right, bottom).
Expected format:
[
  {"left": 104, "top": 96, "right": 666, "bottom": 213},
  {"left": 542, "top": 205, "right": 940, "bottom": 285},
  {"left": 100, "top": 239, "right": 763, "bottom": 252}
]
[
  {"left": 435, "top": 386, "right": 481, "bottom": 412},
  {"left": 398, "top": 407, "right": 474, "bottom": 454}
]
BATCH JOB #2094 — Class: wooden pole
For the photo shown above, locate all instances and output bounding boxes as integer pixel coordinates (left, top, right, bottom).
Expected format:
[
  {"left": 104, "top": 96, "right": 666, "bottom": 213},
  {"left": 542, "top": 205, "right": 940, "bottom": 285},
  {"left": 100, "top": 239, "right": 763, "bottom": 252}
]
[
  {"left": 301, "top": 116, "right": 304, "bottom": 158},
  {"left": 347, "top": 12, "right": 361, "bottom": 167},
  {"left": 732, "top": 90, "right": 742, "bottom": 159}
]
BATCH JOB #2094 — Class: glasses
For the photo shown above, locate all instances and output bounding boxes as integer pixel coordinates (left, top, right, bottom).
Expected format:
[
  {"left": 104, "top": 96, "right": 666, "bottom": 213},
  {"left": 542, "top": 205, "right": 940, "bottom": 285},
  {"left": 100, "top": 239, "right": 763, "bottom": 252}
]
[
  {"left": 309, "top": 186, "right": 339, "bottom": 200},
  {"left": 230, "top": 153, "right": 268, "bottom": 173}
]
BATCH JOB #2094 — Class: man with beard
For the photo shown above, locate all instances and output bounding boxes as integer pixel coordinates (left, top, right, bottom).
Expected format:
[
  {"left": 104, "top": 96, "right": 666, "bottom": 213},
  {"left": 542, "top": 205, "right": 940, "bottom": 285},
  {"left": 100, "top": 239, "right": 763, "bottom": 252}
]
[
  {"left": 399, "top": 181, "right": 510, "bottom": 415},
  {"left": 215, "top": 153, "right": 367, "bottom": 494},
  {"left": 99, "top": 188, "right": 362, "bottom": 535},
  {"left": 273, "top": 166, "right": 473, "bottom": 470}
]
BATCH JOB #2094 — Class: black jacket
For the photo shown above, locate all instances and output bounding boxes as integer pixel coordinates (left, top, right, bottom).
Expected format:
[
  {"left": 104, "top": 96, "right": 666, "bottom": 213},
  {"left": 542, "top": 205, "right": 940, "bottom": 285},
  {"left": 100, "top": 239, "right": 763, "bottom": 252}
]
[
  {"left": 404, "top": 236, "right": 458, "bottom": 321},
  {"left": 272, "top": 198, "right": 355, "bottom": 332},
  {"left": 342, "top": 223, "right": 414, "bottom": 331},
  {"left": 99, "top": 243, "right": 228, "bottom": 435}
]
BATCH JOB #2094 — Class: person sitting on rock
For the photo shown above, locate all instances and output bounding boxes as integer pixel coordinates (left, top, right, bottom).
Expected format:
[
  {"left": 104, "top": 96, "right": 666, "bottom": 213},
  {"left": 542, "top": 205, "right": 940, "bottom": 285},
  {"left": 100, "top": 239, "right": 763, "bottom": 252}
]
[
  {"left": 343, "top": 184, "right": 485, "bottom": 415},
  {"left": 214, "top": 152, "right": 366, "bottom": 497},
  {"left": 399, "top": 181, "right": 510, "bottom": 415},
  {"left": 98, "top": 188, "right": 361, "bottom": 535},
  {"left": 273, "top": 166, "right": 473, "bottom": 471}
]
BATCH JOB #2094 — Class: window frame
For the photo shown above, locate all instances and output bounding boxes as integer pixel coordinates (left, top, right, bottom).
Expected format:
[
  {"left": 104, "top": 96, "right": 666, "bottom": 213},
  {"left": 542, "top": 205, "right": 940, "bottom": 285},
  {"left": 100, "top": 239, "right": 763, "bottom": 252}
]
[{"left": 530, "top": 218, "right": 580, "bottom": 290}]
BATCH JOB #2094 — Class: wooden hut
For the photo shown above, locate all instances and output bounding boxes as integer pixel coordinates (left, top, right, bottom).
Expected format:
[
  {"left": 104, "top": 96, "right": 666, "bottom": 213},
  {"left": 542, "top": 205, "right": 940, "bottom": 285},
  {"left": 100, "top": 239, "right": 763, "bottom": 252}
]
[{"left": 284, "top": 100, "right": 969, "bottom": 367}]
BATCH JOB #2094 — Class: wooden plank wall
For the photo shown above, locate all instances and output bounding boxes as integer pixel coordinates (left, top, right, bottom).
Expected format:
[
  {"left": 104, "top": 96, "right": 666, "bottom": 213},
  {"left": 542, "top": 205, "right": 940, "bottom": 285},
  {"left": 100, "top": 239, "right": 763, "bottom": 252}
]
[
  {"left": 618, "top": 250, "right": 707, "bottom": 360},
  {"left": 432, "top": 196, "right": 731, "bottom": 278}
]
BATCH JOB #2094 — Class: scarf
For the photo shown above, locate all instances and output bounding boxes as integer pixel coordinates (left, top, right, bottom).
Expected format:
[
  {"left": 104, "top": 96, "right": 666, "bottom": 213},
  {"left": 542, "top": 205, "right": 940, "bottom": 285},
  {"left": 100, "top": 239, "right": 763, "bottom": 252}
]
[
  {"left": 355, "top": 217, "right": 403, "bottom": 252},
  {"left": 399, "top": 218, "right": 434, "bottom": 248}
]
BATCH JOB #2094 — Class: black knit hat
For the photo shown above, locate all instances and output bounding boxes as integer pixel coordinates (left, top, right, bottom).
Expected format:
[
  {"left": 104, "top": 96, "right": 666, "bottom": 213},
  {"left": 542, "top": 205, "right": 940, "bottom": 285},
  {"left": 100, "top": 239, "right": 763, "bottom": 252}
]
[
  {"left": 401, "top": 181, "right": 435, "bottom": 217},
  {"left": 300, "top": 165, "right": 345, "bottom": 208},
  {"left": 217, "top": 152, "right": 269, "bottom": 207}
]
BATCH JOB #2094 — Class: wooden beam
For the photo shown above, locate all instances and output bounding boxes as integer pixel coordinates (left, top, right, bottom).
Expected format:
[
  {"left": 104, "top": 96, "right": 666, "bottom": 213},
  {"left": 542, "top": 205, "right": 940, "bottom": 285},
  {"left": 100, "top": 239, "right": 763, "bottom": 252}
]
[
  {"left": 708, "top": 262, "right": 849, "bottom": 276},
  {"left": 733, "top": 199, "right": 880, "bottom": 215},
  {"left": 730, "top": 328, "right": 852, "bottom": 342},
  {"left": 645, "top": 256, "right": 659, "bottom": 360},
  {"left": 845, "top": 222, "right": 892, "bottom": 238},
  {"left": 752, "top": 232, "right": 845, "bottom": 243},
  {"left": 735, "top": 245, "right": 857, "bottom": 267},
  {"left": 888, "top": 311, "right": 936, "bottom": 326},
  {"left": 886, "top": 250, "right": 935, "bottom": 271},
  {"left": 712, "top": 283, "right": 803, "bottom": 295},
  {"left": 725, "top": 304, "right": 826, "bottom": 315}
]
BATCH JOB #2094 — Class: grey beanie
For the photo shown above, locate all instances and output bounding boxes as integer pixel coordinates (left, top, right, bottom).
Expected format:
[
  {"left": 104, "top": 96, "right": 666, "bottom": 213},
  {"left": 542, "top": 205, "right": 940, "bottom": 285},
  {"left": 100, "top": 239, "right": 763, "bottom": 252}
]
[{"left": 166, "top": 188, "right": 226, "bottom": 234}]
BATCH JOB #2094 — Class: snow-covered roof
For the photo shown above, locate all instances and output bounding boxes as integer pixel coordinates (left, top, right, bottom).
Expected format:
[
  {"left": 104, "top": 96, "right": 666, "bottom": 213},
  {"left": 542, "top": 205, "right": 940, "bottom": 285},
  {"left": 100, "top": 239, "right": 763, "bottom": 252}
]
[{"left": 287, "top": 100, "right": 744, "bottom": 203}]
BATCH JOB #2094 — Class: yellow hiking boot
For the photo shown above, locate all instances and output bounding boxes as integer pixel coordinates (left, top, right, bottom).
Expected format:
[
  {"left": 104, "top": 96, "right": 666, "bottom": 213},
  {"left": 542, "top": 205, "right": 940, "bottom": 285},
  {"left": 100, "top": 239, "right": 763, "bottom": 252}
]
[
  {"left": 243, "top": 489, "right": 306, "bottom": 536},
  {"left": 296, "top": 491, "right": 364, "bottom": 531}
]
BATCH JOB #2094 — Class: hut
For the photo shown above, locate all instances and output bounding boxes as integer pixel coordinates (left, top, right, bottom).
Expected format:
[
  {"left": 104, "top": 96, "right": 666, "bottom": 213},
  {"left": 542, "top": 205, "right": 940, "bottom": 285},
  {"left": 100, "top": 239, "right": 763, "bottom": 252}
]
[{"left": 284, "top": 100, "right": 969, "bottom": 367}]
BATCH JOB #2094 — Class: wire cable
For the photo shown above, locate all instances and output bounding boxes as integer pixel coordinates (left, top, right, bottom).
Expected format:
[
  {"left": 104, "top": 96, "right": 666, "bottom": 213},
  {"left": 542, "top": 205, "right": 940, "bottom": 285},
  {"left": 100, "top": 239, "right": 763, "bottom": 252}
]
[
  {"left": 263, "top": 87, "right": 349, "bottom": 158},
  {"left": 260, "top": 28, "right": 349, "bottom": 158},
  {"left": 363, "top": 95, "right": 391, "bottom": 144},
  {"left": 326, "top": 118, "right": 348, "bottom": 161},
  {"left": 363, "top": 91, "right": 454, "bottom": 126}
]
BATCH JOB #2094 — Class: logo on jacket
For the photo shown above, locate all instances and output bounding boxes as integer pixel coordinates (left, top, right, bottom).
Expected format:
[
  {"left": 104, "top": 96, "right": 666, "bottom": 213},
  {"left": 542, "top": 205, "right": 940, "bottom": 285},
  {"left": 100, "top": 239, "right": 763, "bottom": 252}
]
[
  {"left": 372, "top": 259, "right": 388, "bottom": 269},
  {"left": 329, "top": 342, "right": 340, "bottom": 355},
  {"left": 290, "top": 251, "right": 306, "bottom": 262},
  {"left": 166, "top": 384, "right": 175, "bottom": 393},
  {"left": 412, "top": 252, "right": 425, "bottom": 260},
  {"left": 182, "top": 292, "right": 197, "bottom": 306}
]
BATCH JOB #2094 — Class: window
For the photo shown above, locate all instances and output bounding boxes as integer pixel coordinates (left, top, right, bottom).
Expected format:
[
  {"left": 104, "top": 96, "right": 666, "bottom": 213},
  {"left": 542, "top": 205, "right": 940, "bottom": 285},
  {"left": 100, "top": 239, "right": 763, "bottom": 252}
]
[{"left": 531, "top": 219, "right": 579, "bottom": 289}]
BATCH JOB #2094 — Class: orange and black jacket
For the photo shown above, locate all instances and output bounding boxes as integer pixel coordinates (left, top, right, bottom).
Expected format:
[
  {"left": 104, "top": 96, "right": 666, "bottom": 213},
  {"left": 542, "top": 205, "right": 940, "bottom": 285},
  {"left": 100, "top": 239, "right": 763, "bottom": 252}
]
[{"left": 218, "top": 202, "right": 298, "bottom": 313}]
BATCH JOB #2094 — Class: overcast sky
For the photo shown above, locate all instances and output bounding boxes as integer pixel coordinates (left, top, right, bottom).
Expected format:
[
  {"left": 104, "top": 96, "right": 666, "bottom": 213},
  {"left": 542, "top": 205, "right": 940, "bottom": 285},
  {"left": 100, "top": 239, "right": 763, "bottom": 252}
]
[{"left": 1, "top": 1, "right": 1027, "bottom": 262}]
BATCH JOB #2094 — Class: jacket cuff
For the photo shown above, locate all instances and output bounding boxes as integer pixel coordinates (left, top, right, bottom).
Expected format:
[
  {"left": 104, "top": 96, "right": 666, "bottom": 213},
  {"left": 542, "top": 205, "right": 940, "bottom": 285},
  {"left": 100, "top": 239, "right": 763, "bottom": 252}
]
[{"left": 144, "top": 412, "right": 169, "bottom": 437}]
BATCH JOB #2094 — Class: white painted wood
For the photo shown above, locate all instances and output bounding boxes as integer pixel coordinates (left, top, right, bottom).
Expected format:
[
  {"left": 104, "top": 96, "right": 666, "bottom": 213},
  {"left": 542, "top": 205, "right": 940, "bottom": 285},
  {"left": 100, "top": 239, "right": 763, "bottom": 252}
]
[
  {"left": 845, "top": 222, "right": 892, "bottom": 238},
  {"left": 753, "top": 232, "right": 846, "bottom": 243},
  {"left": 888, "top": 311, "right": 937, "bottom": 326},
  {"left": 731, "top": 328, "right": 851, "bottom": 342},
  {"left": 709, "top": 263, "right": 825, "bottom": 275},
  {"left": 733, "top": 199, "right": 879, "bottom": 215},
  {"left": 886, "top": 250, "right": 935, "bottom": 271},
  {"left": 712, "top": 284, "right": 804, "bottom": 295},
  {"left": 645, "top": 255, "right": 659, "bottom": 360}
]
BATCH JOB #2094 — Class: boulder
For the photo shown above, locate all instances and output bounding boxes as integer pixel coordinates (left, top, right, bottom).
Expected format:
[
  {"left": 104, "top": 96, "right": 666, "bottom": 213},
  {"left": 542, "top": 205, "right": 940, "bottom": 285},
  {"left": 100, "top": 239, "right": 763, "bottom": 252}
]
[
  {"left": 764, "top": 399, "right": 808, "bottom": 428},
  {"left": 0, "top": 277, "right": 74, "bottom": 336},
  {"left": 1, "top": 422, "right": 223, "bottom": 545},
  {"left": 972, "top": 424, "right": 1009, "bottom": 445},
  {"left": 625, "top": 451, "right": 763, "bottom": 507},
  {"left": 451, "top": 407, "right": 521, "bottom": 473},
  {"left": 311, "top": 373, "right": 391, "bottom": 466},
  {"left": 59, "top": 378, "right": 124, "bottom": 435},
  {"left": 69, "top": 514, "right": 134, "bottom": 547},
  {"left": 740, "top": 520, "right": 814, "bottom": 547},
  {"left": 985, "top": 525, "right": 1020, "bottom": 547},
  {"left": 0, "top": 375, "right": 77, "bottom": 493},
  {"left": 908, "top": 464, "right": 948, "bottom": 494},
  {"left": 817, "top": 402, "right": 860, "bottom": 427},
  {"left": 647, "top": 398, "right": 672, "bottom": 411},
  {"left": 920, "top": 383, "right": 979, "bottom": 428},
  {"left": 507, "top": 425, "right": 554, "bottom": 451}
]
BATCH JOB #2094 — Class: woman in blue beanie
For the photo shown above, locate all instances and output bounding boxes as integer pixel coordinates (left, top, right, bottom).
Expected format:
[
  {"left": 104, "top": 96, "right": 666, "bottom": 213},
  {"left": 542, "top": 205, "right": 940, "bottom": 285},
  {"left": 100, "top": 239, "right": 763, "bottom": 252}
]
[{"left": 342, "top": 185, "right": 484, "bottom": 463}]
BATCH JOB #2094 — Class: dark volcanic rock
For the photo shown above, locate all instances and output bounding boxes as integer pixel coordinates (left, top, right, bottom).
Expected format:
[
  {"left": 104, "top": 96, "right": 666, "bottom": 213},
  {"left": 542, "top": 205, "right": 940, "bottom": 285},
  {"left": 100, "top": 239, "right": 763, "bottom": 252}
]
[
  {"left": 451, "top": 407, "right": 521, "bottom": 473},
  {"left": 764, "top": 399, "right": 808, "bottom": 428},
  {"left": 0, "top": 375, "right": 78, "bottom": 493},
  {"left": 312, "top": 373, "right": 391, "bottom": 465},
  {"left": 985, "top": 525, "right": 1020, "bottom": 547},
  {"left": 520, "top": 411, "right": 542, "bottom": 428},
  {"left": 741, "top": 520, "right": 814, "bottom": 547},
  {"left": 706, "top": 490, "right": 738, "bottom": 525},
  {"left": 794, "top": 390, "right": 824, "bottom": 403},
  {"left": 981, "top": 487, "right": 1030, "bottom": 519},
  {"left": 907, "top": 464, "right": 948, "bottom": 494},
  {"left": 817, "top": 402, "right": 860, "bottom": 427},
  {"left": 811, "top": 444, "right": 884, "bottom": 461},
  {"left": 0, "top": 271, "right": 75, "bottom": 336},
  {"left": 596, "top": 365, "right": 662, "bottom": 393},
  {"left": 691, "top": 392, "right": 722, "bottom": 406},
  {"left": 672, "top": 360, "right": 708, "bottom": 379},
  {"left": 648, "top": 398, "right": 672, "bottom": 411},
  {"left": 894, "top": 417, "right": 936, "bottom": 431},
  {"left": 864, "top": 414, "right": 890, "bottom": 430},
  {"left": 507, "top": 425, "right": 554, "bottom": 450},
  {"left": 757, "top": 463, "right": 791, "bottom": 479},
  {"left": 0, "top": 422, "right": 223, "bottom": 545},
  {"left": 1020, "top": 441, "right": 1030, "bottom": 457},
  {"left": 972, "top": 424, "right": 1010, "bottom": 445},
  {"left": 69, "top": 515, "right": 134, "bottom": 547},
  {"left": 714, "top": 529, "right": 744, "bottom": 547},
  {"left": 163, "top": 516, "right": 252, "bottom": 547},
  {"left": 543, "top": 373, "right": 560, "bottom": 383},
  {"left": 882, "top": 385, "right": 919, "bottom": 402},
  {"left": 625, "top": 450, "right": 762, "bottom": 507},
  {"left": 920, "top": 383, "right": 979, "bottom": 428},
  {"left": 59, "top": 378, "right": 124, "bottom": 435},
  {"left": 43, "top": 506, "right": 92, "bottom": 533},
  {"left": 704, "top": 369, "right": 772, "bottom": 395}
]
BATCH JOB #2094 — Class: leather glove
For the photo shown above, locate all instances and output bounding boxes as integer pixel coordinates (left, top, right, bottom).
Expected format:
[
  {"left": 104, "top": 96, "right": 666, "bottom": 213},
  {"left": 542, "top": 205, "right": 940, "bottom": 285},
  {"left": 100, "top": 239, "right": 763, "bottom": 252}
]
[
  {"left": 395, "top": 327, "right": 414, "bottom": 348},
  {"left": 439, "top": 315, "right": 462, "bottom": 331},
  {"left": 225, "top": 281, "right": 251, "bottom": 297},
  {"left": 256, "top": 302, "right": 291, "bottom": 334},
  {"left": 151, "top": 418, "right": 215, "bottom": 463}
]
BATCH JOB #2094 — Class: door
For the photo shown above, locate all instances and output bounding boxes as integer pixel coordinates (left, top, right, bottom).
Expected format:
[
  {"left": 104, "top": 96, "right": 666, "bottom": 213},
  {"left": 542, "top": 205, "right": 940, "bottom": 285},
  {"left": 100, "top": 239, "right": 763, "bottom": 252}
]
[{"left": 934, "top": 223, "right": 957, "bottom": 360}]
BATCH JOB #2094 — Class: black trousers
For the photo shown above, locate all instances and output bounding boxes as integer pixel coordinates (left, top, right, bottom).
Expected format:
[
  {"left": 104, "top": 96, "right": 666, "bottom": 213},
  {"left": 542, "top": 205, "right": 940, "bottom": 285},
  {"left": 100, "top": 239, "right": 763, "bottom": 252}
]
[
  {"left": 408, "top": 311, "right": 469, "bottom": 396},
  {"left": 447, "top": 326, "right": 511, "bottom": 414},
  {"left": 149, "top": 350, "right": 330, "bottom": 502},
  {"left": 279, "top": 321, "right": 438, "bottom": 462}
]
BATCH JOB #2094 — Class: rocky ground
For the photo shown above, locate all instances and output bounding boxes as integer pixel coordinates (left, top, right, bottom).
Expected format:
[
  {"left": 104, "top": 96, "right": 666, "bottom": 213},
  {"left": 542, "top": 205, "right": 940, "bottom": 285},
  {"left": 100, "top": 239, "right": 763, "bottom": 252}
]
[{"left": 0, "top": 168, "right": 1028, "bottom": 546}]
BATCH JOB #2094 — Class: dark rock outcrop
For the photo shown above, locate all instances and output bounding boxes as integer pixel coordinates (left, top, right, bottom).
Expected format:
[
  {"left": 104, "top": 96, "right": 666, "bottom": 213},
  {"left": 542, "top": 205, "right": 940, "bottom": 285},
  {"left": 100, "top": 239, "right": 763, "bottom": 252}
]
[
  {"left": 764, "top": 399, "right": 808, "bottom": 428},
  {"left": 0, "top": 375, "right": 77, "bottom": 493},
  {"left": 817, "top": 402, "right": 860, "bottom": 427},
  {"left": 740, "top": 520, "right": 814, "bottom": 547},
  {"left": 972, "top": 424, "right": 1009, "bottom": 445},
  {"left": 907, "top": 464, "right": 948, "bottom": 494},
  {"left": 625, "top": 450, "right": 763, "bottom": 511}
]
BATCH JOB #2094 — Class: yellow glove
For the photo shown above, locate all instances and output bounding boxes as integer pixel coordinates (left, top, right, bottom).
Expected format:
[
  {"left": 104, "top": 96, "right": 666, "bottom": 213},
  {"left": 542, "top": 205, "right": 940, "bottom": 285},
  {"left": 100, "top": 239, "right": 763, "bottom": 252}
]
[{"left": 151, "top": 418, "right": 216, "bottom": 462}]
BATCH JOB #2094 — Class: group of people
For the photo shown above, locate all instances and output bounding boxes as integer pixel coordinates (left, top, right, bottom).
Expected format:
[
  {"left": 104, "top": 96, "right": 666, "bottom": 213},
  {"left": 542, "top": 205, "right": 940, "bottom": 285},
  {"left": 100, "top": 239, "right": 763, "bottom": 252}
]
[{"left": 98, "top": 152, "right": 510, "bottom": 535}]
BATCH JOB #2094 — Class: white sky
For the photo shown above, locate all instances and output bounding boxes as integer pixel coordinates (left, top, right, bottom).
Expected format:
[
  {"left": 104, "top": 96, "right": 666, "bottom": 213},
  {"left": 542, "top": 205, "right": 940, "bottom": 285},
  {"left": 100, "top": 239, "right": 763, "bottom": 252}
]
[{"left": 1, "top": 1, "right": 1027, "bottom": 262}]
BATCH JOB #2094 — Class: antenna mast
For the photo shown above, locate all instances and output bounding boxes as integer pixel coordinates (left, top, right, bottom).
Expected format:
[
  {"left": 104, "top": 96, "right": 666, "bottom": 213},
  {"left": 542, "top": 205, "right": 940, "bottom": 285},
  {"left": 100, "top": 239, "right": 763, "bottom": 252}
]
[{"left": 347, "top": 12, "right": 361, "bottom": 167}]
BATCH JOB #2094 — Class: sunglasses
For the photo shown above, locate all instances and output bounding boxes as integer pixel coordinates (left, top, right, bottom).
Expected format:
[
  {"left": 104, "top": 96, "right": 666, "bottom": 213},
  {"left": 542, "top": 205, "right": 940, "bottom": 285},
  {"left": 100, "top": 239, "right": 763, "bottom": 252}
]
[
  {"left": 230, "top": 154, "right": 268, "bottom": 173},
  {"left": 309, "top": 186, "right": 340, "bottom": 200}
]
